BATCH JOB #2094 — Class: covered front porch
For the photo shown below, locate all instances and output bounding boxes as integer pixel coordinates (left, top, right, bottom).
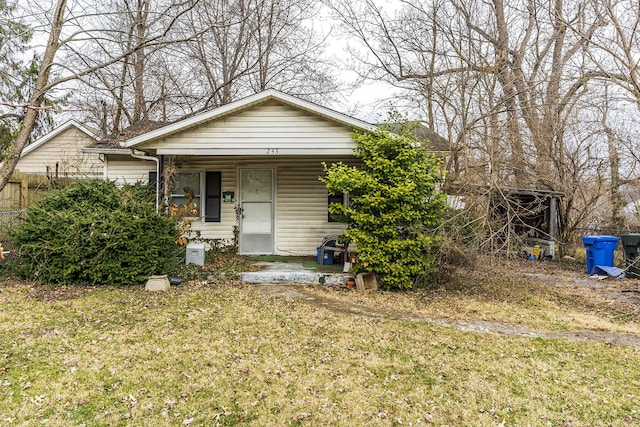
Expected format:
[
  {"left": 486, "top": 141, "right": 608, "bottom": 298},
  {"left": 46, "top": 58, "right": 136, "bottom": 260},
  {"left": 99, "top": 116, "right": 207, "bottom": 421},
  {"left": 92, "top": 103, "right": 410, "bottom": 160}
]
[{"left": 155, "top": 154, "right": 354, "bottom": 256}]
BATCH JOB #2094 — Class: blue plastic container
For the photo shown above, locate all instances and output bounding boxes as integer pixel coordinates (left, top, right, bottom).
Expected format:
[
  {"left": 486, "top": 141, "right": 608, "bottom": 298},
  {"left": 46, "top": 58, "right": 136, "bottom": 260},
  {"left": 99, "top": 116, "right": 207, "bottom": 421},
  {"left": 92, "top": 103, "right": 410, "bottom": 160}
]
[
  {"left": 316, "top": 246, "right": 334, "bottom": 265},
  {"left": 582, "top": 235, "right": 619, "bottom": 274}
]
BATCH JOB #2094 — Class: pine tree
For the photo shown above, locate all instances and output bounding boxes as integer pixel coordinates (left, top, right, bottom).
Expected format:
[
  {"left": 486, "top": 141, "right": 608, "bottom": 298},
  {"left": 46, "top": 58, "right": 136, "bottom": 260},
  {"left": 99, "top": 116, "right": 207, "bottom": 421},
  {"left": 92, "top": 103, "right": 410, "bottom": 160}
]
[{"left": 321, "top": 118, "right": 447, "bottom": 289}]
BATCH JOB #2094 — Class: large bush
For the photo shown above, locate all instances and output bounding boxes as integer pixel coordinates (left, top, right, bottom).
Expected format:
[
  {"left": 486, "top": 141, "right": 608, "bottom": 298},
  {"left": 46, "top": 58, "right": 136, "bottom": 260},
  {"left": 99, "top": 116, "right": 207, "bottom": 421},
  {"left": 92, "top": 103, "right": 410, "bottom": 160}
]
[
  {"left": 10, "top": 179, "right": 182, "bottom": 285},
  {"left": 321, "top": 120, "right": 447, "bottom": 289}
]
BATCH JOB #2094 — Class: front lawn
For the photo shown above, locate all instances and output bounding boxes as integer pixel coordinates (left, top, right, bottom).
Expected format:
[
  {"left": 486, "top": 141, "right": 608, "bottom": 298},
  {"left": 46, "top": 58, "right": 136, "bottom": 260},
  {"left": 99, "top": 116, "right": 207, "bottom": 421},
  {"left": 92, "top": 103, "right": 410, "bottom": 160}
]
[{"left": 1, "top": 266, "right": 639, "bottom": 426}]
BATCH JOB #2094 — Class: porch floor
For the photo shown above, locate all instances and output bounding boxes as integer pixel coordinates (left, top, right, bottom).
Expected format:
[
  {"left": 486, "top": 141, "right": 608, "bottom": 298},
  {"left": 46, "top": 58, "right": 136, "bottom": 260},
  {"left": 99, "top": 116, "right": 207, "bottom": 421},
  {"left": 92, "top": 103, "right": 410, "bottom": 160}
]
[{"left": 240, "top": 261, "right": 353, "bottom": 285}]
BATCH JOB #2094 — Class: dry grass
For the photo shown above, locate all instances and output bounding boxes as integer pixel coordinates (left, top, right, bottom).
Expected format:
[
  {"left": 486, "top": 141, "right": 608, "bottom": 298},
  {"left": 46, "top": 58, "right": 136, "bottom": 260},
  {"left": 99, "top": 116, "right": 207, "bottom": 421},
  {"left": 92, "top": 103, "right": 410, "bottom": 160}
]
[
  {"left": 308, "top": 256, "right": 640, "bottom": 335},
  {"left": 1, "top": 264, "right": 639, "bottom": 426}
]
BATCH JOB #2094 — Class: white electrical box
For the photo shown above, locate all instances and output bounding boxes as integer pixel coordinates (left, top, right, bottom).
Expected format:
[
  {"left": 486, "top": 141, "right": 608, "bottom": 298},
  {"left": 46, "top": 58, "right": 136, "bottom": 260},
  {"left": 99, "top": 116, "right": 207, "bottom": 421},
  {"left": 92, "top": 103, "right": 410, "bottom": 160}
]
[{"left": 186, "top": 242, "right": 206, "bottom": 266}]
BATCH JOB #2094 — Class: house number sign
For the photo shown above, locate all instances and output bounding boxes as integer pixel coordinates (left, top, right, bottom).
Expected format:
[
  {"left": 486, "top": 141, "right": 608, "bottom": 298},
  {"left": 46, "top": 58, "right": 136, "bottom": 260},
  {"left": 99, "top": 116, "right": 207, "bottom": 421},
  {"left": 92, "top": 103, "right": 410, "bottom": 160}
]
[{"left": 266, "top": 148, "right": 279, "bottom": 155}]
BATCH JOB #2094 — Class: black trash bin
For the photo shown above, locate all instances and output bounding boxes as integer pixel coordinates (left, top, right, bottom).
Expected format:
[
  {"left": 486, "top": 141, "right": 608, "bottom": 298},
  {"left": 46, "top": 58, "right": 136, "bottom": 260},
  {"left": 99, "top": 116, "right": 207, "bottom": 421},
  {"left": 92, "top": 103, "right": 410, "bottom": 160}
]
[{"left": 621, "top": 234, "right": 640, "bottom": 279}]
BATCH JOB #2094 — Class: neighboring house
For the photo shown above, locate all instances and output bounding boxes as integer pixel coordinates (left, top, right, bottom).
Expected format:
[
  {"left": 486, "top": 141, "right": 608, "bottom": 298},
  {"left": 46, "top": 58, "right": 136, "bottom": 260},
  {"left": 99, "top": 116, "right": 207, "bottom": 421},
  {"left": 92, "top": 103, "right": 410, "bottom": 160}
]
[
  {"left": 0, "top": 120, "right": 101, "bottom": 208},
  {"left": 86, "top": 90, "right": 447, "bottom": 256},
  {"left": 12, "top": 119, "right": 101, "bottom": 178}
]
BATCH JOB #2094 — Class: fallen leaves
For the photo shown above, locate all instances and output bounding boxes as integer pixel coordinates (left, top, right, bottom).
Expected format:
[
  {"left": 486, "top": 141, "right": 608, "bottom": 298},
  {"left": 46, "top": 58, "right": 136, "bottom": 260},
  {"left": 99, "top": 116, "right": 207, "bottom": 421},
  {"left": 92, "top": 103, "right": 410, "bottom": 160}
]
[{"left": 0, "top": 273, "right": 638, "bottom": 426}]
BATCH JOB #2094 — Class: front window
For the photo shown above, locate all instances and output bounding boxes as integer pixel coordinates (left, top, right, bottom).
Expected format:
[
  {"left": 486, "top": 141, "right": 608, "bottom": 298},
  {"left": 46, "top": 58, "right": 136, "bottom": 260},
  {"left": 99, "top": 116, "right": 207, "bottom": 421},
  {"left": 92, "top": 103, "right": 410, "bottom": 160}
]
[{"left": 170, "top": 172, "right": 201, "bottom": 217}]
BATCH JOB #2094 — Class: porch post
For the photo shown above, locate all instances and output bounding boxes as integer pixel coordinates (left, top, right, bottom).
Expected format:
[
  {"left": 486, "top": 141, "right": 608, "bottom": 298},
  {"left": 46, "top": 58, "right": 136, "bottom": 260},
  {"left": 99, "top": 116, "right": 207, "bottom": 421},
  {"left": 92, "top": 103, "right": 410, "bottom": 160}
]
[
  {"left": 549, "top": 196, "right": 558, "bottom": 241},
  {"left": 158, "top": 154, "right": 164, "bottom": 212}
]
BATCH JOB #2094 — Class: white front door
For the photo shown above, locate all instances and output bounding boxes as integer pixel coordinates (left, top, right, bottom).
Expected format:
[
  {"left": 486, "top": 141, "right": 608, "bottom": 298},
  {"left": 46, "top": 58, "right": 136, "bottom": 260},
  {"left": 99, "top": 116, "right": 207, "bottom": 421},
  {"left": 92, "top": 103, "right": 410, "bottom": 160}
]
[{"left": 239, "top": 168, "right": 274, "bottom": 254}]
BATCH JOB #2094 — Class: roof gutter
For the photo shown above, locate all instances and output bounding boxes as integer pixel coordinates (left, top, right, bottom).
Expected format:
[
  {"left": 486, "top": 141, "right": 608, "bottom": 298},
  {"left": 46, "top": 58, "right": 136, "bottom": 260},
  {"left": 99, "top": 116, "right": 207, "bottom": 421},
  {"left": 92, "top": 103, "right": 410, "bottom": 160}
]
[
  {"left": 83, "top": 147, "right": 131, "bottom": 154},
  {"left": 129, "top": 149, "right": 161, "bottom": 211}
]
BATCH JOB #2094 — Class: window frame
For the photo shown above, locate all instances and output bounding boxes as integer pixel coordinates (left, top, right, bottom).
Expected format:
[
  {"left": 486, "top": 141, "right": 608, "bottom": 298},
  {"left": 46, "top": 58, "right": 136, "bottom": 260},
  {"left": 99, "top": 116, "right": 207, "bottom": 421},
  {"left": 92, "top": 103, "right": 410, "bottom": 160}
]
[
  {"left": 170, "top": 171, "right": 203, "bottom": 218},
  {"left": 168, "top": 171, "right": 223, "bottom": 222}
]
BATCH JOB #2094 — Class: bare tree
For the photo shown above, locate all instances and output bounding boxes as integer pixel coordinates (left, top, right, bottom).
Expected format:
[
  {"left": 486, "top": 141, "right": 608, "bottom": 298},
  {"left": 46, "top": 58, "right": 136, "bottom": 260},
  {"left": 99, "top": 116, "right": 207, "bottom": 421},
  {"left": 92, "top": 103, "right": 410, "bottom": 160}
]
[
  {"left": 65, "top": 0, "right": 338, "bottom": 133},
  {"left": 329, "top": 0, "right": 620, "bottom": 248},
  {"left": 0, "top": 0, "right": 68, "bottom": 192},
  {"left": 588, "top": 0, "right": 640, "bottom": 112},
  {"left": 248, "top": 0, "right": 337, "bottom": 100},
  {"left": 62, "top": 0, "right": 202, "bottom": 134},
  {"left": 175, "top": 0, "right": 336, "bottom": 112},
  {"left": 0, "top": 0, "right": 58, "bottom": 145},
  {"left": 179, "top": 0, "right": 255, "bottom": 107},
  {"left": 0, "top": 0, "right": 199, "bottom": 191},
  {"left": 573, "top": 0, "right": 640, "bottom": 228}
]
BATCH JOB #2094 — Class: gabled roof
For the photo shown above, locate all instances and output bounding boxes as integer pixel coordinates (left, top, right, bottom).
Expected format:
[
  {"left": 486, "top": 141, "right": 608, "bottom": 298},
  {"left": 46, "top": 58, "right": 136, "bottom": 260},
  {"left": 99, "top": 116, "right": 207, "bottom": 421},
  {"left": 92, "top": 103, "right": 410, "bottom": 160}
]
[
  {"left": 125, "top": 89, "right": 377, "bottom": 149},
  {"left": 83, "top": 120, "right": 167, "bottom": 154},
  {"left": 21, "top": 120, "right": 98, "bottom": 157},
  {"left": 381, "top": 122, "right": 449, "bottom": 152}
]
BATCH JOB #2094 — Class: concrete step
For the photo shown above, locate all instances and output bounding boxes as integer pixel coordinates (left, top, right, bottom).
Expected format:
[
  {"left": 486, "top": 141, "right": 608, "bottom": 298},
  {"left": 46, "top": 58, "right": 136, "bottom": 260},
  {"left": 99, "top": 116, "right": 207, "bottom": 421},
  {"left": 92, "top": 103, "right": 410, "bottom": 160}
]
[{"left": 240, "top": 270, "right": 351, "bottom": 285}]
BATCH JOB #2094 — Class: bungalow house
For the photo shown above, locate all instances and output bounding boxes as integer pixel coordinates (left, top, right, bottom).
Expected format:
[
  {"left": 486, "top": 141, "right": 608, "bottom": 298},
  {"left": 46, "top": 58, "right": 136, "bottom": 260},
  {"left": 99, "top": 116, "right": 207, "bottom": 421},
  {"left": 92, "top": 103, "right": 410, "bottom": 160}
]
[
  {"left": 85, "top": 90, "right": 448, "bottom": 256},
  {"left": 0, "top": 120, "right": 101, "bottom": 208}
]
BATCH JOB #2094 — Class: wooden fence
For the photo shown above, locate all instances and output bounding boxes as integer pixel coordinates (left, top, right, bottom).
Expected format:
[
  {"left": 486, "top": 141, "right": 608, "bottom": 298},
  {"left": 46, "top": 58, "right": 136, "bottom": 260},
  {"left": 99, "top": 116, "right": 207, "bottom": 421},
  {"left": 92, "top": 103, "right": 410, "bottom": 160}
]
[{"left": 0, "top": 171, "right": 57, "bottom": 209}]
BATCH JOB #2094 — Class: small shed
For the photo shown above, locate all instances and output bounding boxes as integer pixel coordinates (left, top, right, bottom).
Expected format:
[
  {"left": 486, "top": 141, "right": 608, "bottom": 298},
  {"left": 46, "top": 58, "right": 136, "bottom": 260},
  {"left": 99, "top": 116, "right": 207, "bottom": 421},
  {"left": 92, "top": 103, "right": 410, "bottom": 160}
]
[{"left": 489, "top": 187, "right": 564, "bottom": 259}]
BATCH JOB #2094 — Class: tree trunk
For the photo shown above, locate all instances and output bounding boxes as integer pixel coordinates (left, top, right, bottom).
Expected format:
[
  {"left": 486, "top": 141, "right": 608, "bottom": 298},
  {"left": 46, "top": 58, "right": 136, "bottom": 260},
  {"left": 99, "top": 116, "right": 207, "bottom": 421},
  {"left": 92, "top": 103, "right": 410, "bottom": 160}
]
[
  {"left": 132, "top": 0, "right": 150, "bottom": 123},
  {"left": 492, "top": 0, "right": 528, "bottom": 186},
  {"left": 0, "top": 0, "right": 67, "bottom": 193}
]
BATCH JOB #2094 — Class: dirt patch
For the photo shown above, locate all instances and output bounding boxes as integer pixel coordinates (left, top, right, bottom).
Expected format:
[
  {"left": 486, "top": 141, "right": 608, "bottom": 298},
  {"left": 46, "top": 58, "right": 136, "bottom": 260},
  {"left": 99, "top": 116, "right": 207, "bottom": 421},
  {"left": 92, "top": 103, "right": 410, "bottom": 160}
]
[
  {"left": 521, "top": 270, "right": 640, "bottom": 321},
  {"left": 23, "top": 283, "right": 95, "bottom": 301},
  {"left": 254, "top": 282, "right": 640, "bottom": 346}
]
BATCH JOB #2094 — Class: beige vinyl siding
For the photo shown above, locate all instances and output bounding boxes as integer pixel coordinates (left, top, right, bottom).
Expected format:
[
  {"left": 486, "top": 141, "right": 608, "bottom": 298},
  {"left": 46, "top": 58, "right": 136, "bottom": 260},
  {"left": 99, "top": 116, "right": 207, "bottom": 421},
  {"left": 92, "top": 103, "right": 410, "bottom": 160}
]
[
  {"left": 168, "top": 156, "right": 355, "bottom": 255},
  {"left": 106, "top": 156, "right": 155, "bottom": 183},
  {"left": 138, "top": 102, "right": 357, "bottom": 155},
  {"left": 275, "top": 159, "right": 349, "bottom": 255},
  {"left": 16, "top": 127, "right": 102, "bottom": 177}
]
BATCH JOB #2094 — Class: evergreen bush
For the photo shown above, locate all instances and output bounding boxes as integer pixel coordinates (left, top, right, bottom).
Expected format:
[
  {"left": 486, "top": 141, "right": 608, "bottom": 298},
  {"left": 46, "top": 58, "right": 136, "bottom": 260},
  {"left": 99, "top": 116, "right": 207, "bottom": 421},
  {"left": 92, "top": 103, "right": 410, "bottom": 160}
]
[
  {"left": 10, "top": 179, "right": 182, "bottom": 286},
  {"left": 321, "top": 119, "right": 446, "bottom": 289}
]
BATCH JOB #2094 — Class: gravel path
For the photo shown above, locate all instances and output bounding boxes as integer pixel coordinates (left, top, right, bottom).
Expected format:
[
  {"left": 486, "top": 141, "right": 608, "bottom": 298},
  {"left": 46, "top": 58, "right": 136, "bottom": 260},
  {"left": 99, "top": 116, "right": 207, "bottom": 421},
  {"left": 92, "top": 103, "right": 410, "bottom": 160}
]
[{"left": 255, "top": 284, "right": 640, "bottom": 347}]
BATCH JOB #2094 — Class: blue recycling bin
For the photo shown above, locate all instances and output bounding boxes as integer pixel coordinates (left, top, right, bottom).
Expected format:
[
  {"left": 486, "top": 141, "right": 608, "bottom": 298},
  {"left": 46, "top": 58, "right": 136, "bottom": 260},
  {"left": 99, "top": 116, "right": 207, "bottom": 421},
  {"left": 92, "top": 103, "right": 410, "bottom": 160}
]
[
  {"left": 582, "top": 235, "right": 619, "bottom": 274},
  {"left": 317, "top": 246, "right": 334, "bottom": 265}
]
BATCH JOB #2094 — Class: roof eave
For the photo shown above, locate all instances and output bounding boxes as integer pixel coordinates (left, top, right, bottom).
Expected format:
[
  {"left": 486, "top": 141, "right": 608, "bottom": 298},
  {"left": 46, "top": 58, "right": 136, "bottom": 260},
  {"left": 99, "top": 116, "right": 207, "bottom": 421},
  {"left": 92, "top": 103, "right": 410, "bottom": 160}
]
[
  {"left": 82, "top": 147, "right": 131, "bottom": 155},
  {"left": 21, "top": 120, "right": 98, "bottom": 157}
]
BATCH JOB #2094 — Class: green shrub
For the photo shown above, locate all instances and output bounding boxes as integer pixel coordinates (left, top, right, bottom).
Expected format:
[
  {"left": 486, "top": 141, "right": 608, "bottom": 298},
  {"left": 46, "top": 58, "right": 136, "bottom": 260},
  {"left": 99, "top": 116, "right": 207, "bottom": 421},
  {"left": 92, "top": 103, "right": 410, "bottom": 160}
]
[
  {"left": 10, "top": 179, "right": 182, "bottom": 286},
  {"left": 321, "top": 118, "right": 447, "bottom": 289}
]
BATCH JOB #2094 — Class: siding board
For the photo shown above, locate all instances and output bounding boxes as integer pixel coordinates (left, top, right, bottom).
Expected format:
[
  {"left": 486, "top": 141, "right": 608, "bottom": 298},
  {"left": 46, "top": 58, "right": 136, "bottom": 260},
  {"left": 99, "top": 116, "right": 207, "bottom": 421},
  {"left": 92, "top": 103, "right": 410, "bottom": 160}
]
[
  {"left": 106, "top": 156, "right": 155, "bottom": 183},
  {"left": 138, "top": 103, "right": 357, "bottom": 154},
  {"left": 16, "top": 127, "right": 102, "bottom": 178}
]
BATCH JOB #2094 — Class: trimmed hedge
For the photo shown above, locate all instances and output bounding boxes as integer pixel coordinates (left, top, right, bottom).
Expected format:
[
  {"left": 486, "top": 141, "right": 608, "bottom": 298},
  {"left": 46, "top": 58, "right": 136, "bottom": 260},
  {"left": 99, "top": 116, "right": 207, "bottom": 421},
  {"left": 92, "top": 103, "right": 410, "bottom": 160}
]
[{"left": 10, "top": 179, "right": 182, "bottom": 286}]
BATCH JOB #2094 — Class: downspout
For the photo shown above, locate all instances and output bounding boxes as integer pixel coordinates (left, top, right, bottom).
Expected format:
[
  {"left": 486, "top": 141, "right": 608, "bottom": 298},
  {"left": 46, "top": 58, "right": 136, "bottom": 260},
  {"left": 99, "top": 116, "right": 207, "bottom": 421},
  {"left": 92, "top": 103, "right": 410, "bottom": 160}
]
[{"left": 129, "top": 149, "right": 160, "bottom": 211}]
